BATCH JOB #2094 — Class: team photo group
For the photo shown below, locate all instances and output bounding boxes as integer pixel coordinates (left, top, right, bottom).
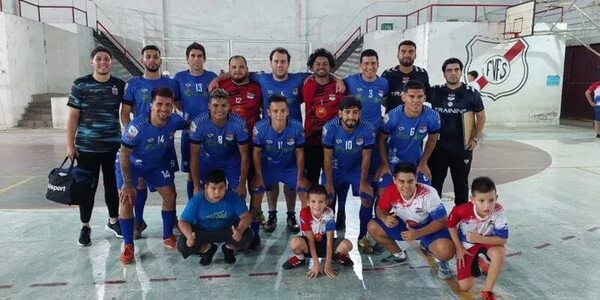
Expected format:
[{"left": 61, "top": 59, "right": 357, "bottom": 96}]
[{"left": 67, "top": 39, "right": 509, "bottom": 300}]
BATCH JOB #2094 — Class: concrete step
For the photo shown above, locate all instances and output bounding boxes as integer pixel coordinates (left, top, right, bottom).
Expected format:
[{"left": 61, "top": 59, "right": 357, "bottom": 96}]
[
  {"left": 22, "top": 113, "right": 52, "bottom": 122},
  {"left": 32, "top": 93, "right": 67, "bottom": 103},
  {"left": 25, "top": 107, "right": 51, "bottom": 114},
  {"left": 18, "top": 119, "right": 53, "bottom": 128}
]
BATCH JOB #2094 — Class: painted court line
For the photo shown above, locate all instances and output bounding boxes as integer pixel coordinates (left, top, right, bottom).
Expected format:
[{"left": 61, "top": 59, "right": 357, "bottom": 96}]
[
  {"left": 534, "top": 243, "right": 551, "bottom": 249},
  {"left": 149, "top": 277, "right": 177, "bottom": 282},
  {"left": 249, "top": 272, "right": 279, "bottom": 277},
  {"left": 0, "top": 176, "right": 36, "bottom": 194},
  {"left": 199, "top": 274, "right": 231, "bottom": 279},
  {"left": 94, "top": 280, "right": 127, "bottom": 285},
  {"left": 587, "top": 227, "right": 600, "bottom": 232},
  {"left": 506, "top": 251, "right": 523, "bottom": 257},
  {"left": 561, "top": 235, "right": 576, "bottom": 240},
  {"left": 29, "top": 282, "right": 68, "bottom": 287},
  {"left": 0, "top": 284, "right": 13, "bottom": 289}
]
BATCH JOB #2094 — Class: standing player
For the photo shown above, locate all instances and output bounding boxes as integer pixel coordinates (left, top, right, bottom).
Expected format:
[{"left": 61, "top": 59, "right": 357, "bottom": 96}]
[
  {"left": 121, "top": 45, "right": 179, "bottom": 238},
  {"left": 302, "top": 48, "right": 345, "bottom": 187},
  {"left": 428, "top": 58, "right": 486, "bottom": 205},
  {"left": 189, "top": 88, "right": 250, "bottom": 200},
  {"left": 66, "top": 46, "right": 125, "bottom": 246},
  {"left": 376, "top": 80, "right": 440, "bottom": 191},
  {"left": 585, "top": 79, "right": 600, "bottom": 138},
  {"left": 382, "top": 40, "right": 430, "bottom": 113},
  {"left": 251, "top": 95, "right": 309, "bottom": 246},
  {"left": 322, "top": 96, "right": 376, "bottom": 252},
  {"left": 173, "top": 42, "right": 218, "bottom": 199},
  {"left": 447, "top": 177, "right": 508, "bottom": 300},
  {"left": 116, "top": 88, "right": 187, "bottom": 264},
  {"left": 342, "top": 49, "right": 388, "bottom": 233}
]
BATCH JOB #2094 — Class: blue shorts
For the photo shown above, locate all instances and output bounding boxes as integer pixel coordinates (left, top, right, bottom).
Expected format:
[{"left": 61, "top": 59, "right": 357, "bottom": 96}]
[
  {"left": 180, "top": 130, "right": 191, "bottom": 172},
  {"left": 201, "top": 161, "right": 240, "bottom": 190},
  {"left": 374, "top": 217, "right": 451, "bottom": 249},
  {"left": 115, "top": 160, "right": 175, "bottom": 190},
  {"left": 262, "top": 168, "right": 305, "bottom": 192},
  {"left": 594, "top": 106, "right": 600, "bottom": 121},
  {"left": 377, "top": 171, "right": 431, "bottom": 188},
  {"left": 167, "top": 143, "right": 179, "bottom": 173},
  {"left": 320, "top": 169, "right": 374, "bottom": 200}
]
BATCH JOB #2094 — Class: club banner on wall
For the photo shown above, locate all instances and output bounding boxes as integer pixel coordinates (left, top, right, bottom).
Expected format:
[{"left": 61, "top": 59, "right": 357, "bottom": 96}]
[{"left": 464, "top": 35, "right": 530, "bottom": 101}]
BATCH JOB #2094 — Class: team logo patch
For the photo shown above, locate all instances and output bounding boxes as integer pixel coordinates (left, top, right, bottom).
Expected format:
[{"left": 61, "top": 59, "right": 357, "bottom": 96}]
[
  {"left": 418, "top": 125, "right": 428, "bottom": 133},
  {"left": 247, "top": 92, "right": 255, "bottom": 100},
  {"left": 328, "top": 94, "right": 336, "bottom": 101},
  {"left": 356, "top": 137, "right": 364, "bottom": 145},
  {"left": 316, "top": 107, "right": 327, "bottom": 119},
  {"left": 127, "top": 126, "right": 138, "bottom": 138},
  {"left": 448, "top": 93, "right": 455, "bottom": 101},
  {"left": 292, "top": 88, "right": 298, "bottom": 96},
  {"left": 286, "top": 137, "right": 295, "bottom": 145},
  {"left": 112, "top": 85, "right": 119, "bottom": 95},
  {"left": 464, "top": 159, "right": 470, "bottom": 164},
  {"left": 378, "top": 90, "right": 384, "bottom": 97},
  {"left": 225, "top": 133, "right": 234, "bottom": 141},
  {"left": 402, "top": 76, "right": 410, "bottom": 84}
]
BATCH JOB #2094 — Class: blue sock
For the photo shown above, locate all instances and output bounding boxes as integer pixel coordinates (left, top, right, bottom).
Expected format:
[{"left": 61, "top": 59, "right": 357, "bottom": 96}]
[
  {"left": 186, "top": 180, "right": 194, "bottom": 200},
  {"left": 134, "top": 188, "right": 147, "bottom": 223},
  {"left": 251, "top": 221, "right": 261, "bottom": 237},
  {"left": 161, "top": 210, "right": 176, "bottom": 239},
  {"left": 119, "top": 218, "right": 134, "bottom": 245},
  {"left": 359, "top": 204, "right": 373, "bottom": 239},
  {"left": 336, "top": 185, "right": 350, "bottom": 214}
]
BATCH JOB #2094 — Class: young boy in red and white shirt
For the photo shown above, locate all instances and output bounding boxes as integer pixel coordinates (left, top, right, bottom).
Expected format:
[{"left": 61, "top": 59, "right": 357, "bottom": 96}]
[
  {"left": 447, "top": 176, "right": 509, "bottom": 300},
  {"left": 281, "top": 185, "right": 353, "bottom": 278}
]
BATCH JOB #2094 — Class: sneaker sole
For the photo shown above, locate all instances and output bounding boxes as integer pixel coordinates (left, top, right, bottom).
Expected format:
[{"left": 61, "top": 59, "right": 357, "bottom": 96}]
[
  {"left": 77, "top": 241, "right": 92, "bottom": 247},
  {"left": 105, "top": 224, "right": 124, "bottom": 238}
]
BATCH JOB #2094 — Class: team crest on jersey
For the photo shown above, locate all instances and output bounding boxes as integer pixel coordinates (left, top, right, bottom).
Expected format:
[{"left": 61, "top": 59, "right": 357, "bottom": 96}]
[
  {"left": 127, "top": 126, "right": 138, "bottom": 138},
  {"left": 328, "top": 94, "right": 336, "bottom": 101},
  {"left": 402, "top": 76, "right": 410, "bottom": 84},
  {"left": 336, "top": 139, "right": 342, "bottom": 144},
  {"left": 112, "top": 85, "right": 119, "bottom": 95},
  {"left": 465, "top": 36, "right": 530, "bottom": 101},
  {"left": 448, "top": 93, "right": 455, "bottom": 101},
  {"left": 418, "top": 125, "right": 428, "bottom": 133},
  {"left": 247, "top": 92, "right": 255, "bottom": 100},
  {"left": 225, "top": 133, "right": 234, "bottom": 141},
  {"left": 292, "top": 88, "right": 299, "bottom": 96},
  {"left": 378, "top": 90, "right": 384, "bottom": 97},
  {"left": 286, "top": 137, "right": 295, "bottom": 145},
  {"left": 356, "top": 137, "right": 364, "bottom": 145},
  {"left": 134, "top": 159, "right": 143, "bottom": 166}
]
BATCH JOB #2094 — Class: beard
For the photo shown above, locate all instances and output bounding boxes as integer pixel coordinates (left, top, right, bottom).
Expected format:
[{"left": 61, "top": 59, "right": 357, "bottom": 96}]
[
  {"left": 400, "top": 58, "right": 413, "bottom": 67},
  {"left": 343, "top": 119, "right": 357, "bottom": 129},
  {"left": 145, "top": 65, "right": 160, "bottom": 73}
]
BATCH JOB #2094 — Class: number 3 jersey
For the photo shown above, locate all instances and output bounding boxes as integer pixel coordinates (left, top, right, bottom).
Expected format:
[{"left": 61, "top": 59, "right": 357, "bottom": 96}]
[
  {"left": 378, "top": 183, "right": 447, "bottom": 229},
  {"left": 299, "top": 206, "right": 336, "bottom": 242},
  {"left": 121, "top": 113, "right": 187, "bottom": 170},
  {"left": 447, "top": 202, "right": 509, "bottom": 249}
]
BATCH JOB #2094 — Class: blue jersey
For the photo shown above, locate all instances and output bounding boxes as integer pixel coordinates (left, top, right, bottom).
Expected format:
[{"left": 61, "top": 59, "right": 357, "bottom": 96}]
[
  {"left": 252, "top": 118, "right": 305, "bottom": 170},
  {"left": 173, "top": 70, "right": 218, "bottom": 120},
  {"left": 121, "top": 113, "right": 187, "bottom": 170},
  {"left": 380, "top": 105, "right": 441, "bottom": 166},
  {"left": 250, "top": 72, "right": 310, "bottom": 121},
  {"left": 322, "top": 119, "right": 376, "bottom": 172},
  {"left": 180, "top": 190, "right": 248, "bottom": 231},
  {"left": 344, "top": 73, "right": 389, "bottom": 126},
  {"left": 189, "top": 112, "right": 249, "bottom": 166},
  {"left": 123, "top": 75, "right": 179, "bottom": 117}
]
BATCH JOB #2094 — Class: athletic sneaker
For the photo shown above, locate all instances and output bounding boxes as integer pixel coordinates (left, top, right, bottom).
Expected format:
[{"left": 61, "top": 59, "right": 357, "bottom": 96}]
[
  {"left": 199, "top": 243, "right": 218, "bottom": 266},
  {"left": 282, "top": 256, "right": 306, "bottom": 269},
  {"left": 222, "top": 244, "right": 236, "bottom": 264},
  {"left": 163, "top": 235, "right": 177, "bottom": 250},
  {"left": 334, "top": 253, "right": 354, "bottom": 267},
  {"left": 78, "top": 226, "right": 92, "bottom": 247},
  {"left": 478, "top": 253, "right": 491, "bottom": 275},
  {"left": 105, "top": 220, "right": 123, "bottom": 238},
  {"left": 336, "top": 212, "right": 346, "bottom": 231},
  {"left": 435, "top": 259, "right": 453, "bottom": 279},
  {"left": 381, "top": 250, "right": 408, "bottom": 264},
  {"left": 286, "top": 214, "right": 300, "bottom": 233},
  {"left": 133, "top": 220, "right": 147, "bottom": 240},
  {"left": 481, "top": 291, "right": 496, "bottom": 300},
  {"left": 264, "top": 215, "right": 277, "bottom": 233},
  {"left": 119, "top": 244, "right": 134, "bottom": 264},
  {"left": 358, "top": 237, "right": 374, "bottom": 254}
]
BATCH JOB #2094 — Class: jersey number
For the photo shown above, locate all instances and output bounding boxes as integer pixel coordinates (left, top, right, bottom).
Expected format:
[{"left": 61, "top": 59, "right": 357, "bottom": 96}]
[
  {"left": 278, "top": 141, "right": 283, "bottom": 149},
  {"left": 157, "top": 135, "right": 165, "bottom": 144},
  {"left": 161, "top": 170, "right": 171, "bottom": 179},
  {"left": 195, "top": 83, "right": 203, "bottom": 92},
  {"left": 368, "top": 89, "right": 373, "bottom": 98},
  {"left": 345, "top": 141, "right": 353, "bottom": 150},
  {"left": 218, "top": 135, "right": 223, "bottom": 144},
  {"left": 410, "top": 128, "right": 415, "bottom": 136}
]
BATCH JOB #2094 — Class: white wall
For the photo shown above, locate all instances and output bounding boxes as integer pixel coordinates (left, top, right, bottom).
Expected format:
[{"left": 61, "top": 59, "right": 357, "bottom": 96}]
[{"left": 364, "top": 21, "right": 566, "bottom": 126}]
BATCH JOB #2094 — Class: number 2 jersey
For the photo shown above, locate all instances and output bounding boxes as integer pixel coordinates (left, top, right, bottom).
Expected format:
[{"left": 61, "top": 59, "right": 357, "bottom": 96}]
[{"left": 446, "top": 202, "right": 509, "bottom": 249}]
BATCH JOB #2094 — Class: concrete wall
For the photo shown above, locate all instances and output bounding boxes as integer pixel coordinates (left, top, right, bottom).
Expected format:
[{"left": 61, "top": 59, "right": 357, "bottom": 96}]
[
  {"left": 364, "top": 21, "right": 566, "bottom": 126},
  {"left": 0, "top": 12, "right": 95, "bottom": 128}
]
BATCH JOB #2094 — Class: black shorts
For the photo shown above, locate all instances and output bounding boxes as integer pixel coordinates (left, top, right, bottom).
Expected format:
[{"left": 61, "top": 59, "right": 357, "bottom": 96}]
[{"left": 301, "top": 236, "right": 344, "bottom": 257}]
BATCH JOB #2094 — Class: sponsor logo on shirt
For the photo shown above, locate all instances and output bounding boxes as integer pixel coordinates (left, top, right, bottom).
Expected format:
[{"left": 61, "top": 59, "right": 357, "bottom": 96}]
[
  {"left": 336, "top": 139, "right": 342, "bottom": 144},
  {"left": 328, "top": 94, "right": 336, "bottom": 101},
  {"left": 112, "top": 85, "right": 119, "bottom": 95},
  {"left": 292, "top": 88, "right": 299, "bottom": 96}
]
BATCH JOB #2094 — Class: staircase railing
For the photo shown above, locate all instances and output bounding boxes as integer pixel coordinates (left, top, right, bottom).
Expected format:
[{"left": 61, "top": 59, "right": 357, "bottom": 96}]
[
  {"left": 96, "top": 21, "right": 144, "bottom": 70},
  {"left": 17, "top": 0, "right": 88, "bottom": 25}
]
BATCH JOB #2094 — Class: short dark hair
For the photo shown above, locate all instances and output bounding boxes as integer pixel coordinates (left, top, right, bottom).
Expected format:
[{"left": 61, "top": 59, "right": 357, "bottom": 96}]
[
  {"left": 402, "top": 80, "right": 425, "bottom": 93},
  {"left": 210, "top": 88, "right": 229, "bottom": 101},
  {"left": 360, "top": 49, "right": 379, "bottom": 63},
  {"left": 268, "top": 95, "right": 288, "bottom": 107},
  {"left": 398, "top": 40, "right": 416, "bottom": 50},
  {"left": 471, "top": 176, "right": 496, "bottom": 195},
  {"left": 339, "top": 96, "right": 362, "bottom": 111},
  {"left": 151, "top": 87, "right": 174, "bottom": 102},
  {"left": 307, "top": 184, "right": 327, "bottom": 197},
  {"left": 186, "top": 42, "right": 206, "bottom": 58},
  {"left": 392, "top": 162, "right": 417, "bottom": 176},
  {"left": 205, "top": 169, "right": 227, "bottom": 185},
  {"left": 229, "top": 55, "right": 247, "bottom": 66},
  {"left": 468, "top": 70, "right": 479, "bottom": 78},
  {"left": 307, "top": 48, "right": 335, "bottom": 69},
  {"left": 141, "top": 45, "right": 161, "bottom": 56},
  {"left": 90, "top": 46, "right": 112, "bottom": 58},
  {"left": 269, "top": 47, "right": 291, "bottom": 62},
  {"left": 442, "top": 57, "right": 463, "bottom": 72}
]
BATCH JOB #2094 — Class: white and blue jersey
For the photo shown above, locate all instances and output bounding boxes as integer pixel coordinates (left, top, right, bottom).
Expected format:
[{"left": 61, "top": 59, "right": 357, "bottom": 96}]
[
  {"left": 173, "top": 70, "right": 218, "bottom": 121},
  {"left": 343, "top": 73, "right": 389, "bottom": 127},
  {"left": 381, "top": 105, "right": 441, "bottom": 166},
  {"left": 322, "top": 119, "right": 376, "bottom": 173},
  {"left": 189, "top": 112, "right": 249, "bottom": 167},
  {"left": 250, "top": 72, "right": 310, "bottom": 122},
  {"left": 123, "top": 75, "right": 179, "bottom": 117}
]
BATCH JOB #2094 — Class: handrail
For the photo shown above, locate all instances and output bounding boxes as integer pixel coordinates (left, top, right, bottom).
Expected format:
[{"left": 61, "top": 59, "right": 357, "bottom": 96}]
[
  {"left": 96, "top": 21, "right": 144, "bottom": 70},
  {"left": 332, "top": 26, "right": 361, "bottom": 58},
  {"left": 18, "top": 0, "right": 88, "bottom": 26}
]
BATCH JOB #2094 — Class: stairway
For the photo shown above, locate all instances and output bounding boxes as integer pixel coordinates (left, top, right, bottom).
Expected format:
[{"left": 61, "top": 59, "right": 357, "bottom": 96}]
[
  {"left": 333, "top": 37, "right": 364, "bottom": 79},
  {"left": 93, "top": 30, "right": 143, "bottom": 79},
  {"left": 18, "top": 93, "right": 67, "bottom": 128}
]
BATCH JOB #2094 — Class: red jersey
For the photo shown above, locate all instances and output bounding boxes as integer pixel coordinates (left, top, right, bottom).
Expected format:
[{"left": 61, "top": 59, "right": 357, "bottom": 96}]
[
  {"left": 302, "top": 78, "right": 345, "bottom": 145},
  {"left": 446, "top": 202, "right": 509, "bottom": 249},
  {"left": 219, "top": 79, "right": 262, "bottom": 132},
  {"left": 299, "top": 206, "right": 336, "bottom": 242}
]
